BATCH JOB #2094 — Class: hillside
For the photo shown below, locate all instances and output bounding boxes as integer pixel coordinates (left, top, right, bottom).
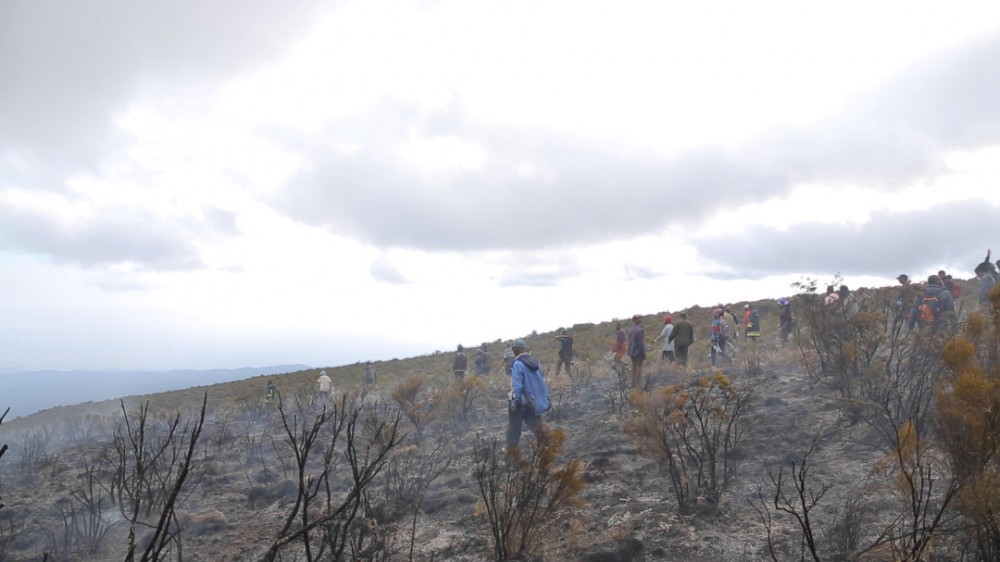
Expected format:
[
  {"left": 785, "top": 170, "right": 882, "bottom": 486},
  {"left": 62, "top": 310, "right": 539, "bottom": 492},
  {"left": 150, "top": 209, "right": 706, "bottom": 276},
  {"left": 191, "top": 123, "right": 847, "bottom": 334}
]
[{"left": 0, "top": 278, "right": 996, "bottom": 561}]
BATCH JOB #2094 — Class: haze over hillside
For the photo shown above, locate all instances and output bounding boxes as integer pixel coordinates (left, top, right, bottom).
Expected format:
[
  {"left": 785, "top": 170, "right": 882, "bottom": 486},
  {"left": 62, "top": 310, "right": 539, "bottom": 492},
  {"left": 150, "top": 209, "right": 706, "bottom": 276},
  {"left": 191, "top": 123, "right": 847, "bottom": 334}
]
[{"left": 1, "top": 365, "right": 308, "bottom": 419}]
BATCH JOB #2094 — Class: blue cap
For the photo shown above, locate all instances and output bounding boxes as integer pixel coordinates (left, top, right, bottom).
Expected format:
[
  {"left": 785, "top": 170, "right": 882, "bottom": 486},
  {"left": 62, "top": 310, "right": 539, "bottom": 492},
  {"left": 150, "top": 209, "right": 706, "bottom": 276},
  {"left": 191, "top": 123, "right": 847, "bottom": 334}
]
[{"left": 512, "top": 338, "right": 526, "bottom": 349}]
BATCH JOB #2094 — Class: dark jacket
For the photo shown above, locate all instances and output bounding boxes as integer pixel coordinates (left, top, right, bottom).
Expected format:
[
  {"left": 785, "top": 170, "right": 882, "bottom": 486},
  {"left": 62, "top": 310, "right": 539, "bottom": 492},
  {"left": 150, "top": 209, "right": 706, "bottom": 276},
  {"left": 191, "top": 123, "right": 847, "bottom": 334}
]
[
  {"left": 627, "top": 324, "right": 646, "bottom": 359},
  {"left": 668, "top": 319, "right": 694, "bottom": 347},
  {"left": 453, "top": 352, "right": 467, "bottom": 372},
  {"left": 908, "top": 283, "right": 955, "bottom": 329}
]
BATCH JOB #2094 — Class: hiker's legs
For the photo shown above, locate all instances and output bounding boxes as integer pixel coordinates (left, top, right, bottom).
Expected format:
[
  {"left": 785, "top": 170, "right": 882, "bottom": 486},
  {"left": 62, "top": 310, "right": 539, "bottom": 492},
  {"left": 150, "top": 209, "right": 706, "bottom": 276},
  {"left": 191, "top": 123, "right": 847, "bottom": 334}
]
[
  {"left": 524, "top": 411, "right": 543, "bottom": 444},
  {"left": 506, "top": 406, "right": 524, "bottom": 448},
  {"left": 556, "top": 356, "right": 570, "bottom": 376},
  {"left": 676, "top": 345, "right": 688, "bottom": 367},
  {"left": 630, "top": 356, "right": 644, "bottom": 387},
  {"left": 710, "top": 342, "right": 718, "bottom": 367},
  {"left": 720, "top": 338, "right": 733, "bottom": 363}
]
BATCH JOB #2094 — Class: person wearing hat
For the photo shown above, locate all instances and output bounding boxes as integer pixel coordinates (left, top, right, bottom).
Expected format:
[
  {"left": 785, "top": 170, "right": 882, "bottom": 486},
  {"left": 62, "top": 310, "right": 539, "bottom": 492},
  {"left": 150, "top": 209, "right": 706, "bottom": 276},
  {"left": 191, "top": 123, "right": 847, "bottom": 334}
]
[
  {"left": 667, "top": 312, "right": 694, "bottom": 369},
  {"left": 626, "top": 315, "right": 646, "bottom": 388},
  {"left": 506, "top": 338, "right": 551, "bottom": 449},
  {"left": 653, "top": 315, "right": 675, "bottom": 363}
]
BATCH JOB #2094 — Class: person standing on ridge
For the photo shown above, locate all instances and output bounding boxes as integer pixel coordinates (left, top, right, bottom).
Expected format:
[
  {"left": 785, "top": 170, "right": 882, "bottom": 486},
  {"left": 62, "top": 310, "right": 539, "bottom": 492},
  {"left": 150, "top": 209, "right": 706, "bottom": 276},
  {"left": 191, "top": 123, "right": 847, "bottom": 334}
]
[
  {"left": 975, "top": 260, "right": 997, "bottom": 312},
  {"left": 627, "top": 314, "right": 646, "bottom": 388},
  {"left": 668, "top": 312, "right": 695, "bottom": 369},
  {"left": 654, "top": 315, "right": 675, "bottom": 363},
  {"left": 612, "top": 322, "right": 628, "bottom": 364},
  {"left": 502, "top": 342, "right": 515, "bottom": 376},
  {"left": 506, "top": 338, "right": 550, "bottom": 450},
  {"left": 908, "top": 274, "right": 955, "bottom": 331},
  {"left": 474, "top": 343, "right": 491, "bottom": 376},
  {"left": 746, "top": 304, "right": 762, "bottom": 342},
  {"left": 265, "top": 380, "right": 278, "bottom": 405},
  {"left": 710, "top": 308, "right": 733, "bottom": 367},
  {"left": 742, "top": 304, "right": 752, "bottom": 341},
  {"left": 779, "top": 298, "right": 794, "bottom": 344},
  {"left": 724, "top": 307, "right": 741, "bottom": 340},
  {"left": 316, "top": 370, "right": 333, "bottom": 403},
  {"left": 894, "top": 274, "right": 917, "bottom": 333},
  {"left": 453, "top": 345, "right": 468, "bottom": 380},
  {"left": 364, "top": 361, "right": 377, "bottom": 385},
  {"left": 554, "top": 328, "right": 574, "bottom": 377}
]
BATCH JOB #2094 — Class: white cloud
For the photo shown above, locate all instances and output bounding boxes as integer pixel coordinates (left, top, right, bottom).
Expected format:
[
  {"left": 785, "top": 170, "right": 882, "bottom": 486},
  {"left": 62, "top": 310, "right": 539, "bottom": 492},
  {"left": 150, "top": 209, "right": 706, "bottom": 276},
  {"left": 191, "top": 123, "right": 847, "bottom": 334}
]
[{"left": 2, "top": 0, "right": 1000, "bottom": 371}]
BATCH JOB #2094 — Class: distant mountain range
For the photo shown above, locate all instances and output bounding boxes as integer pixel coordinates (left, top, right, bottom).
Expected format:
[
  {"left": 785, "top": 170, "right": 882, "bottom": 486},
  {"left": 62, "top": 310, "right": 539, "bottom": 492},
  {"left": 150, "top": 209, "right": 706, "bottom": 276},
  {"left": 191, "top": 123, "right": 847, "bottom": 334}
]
[{"left": 0, "top": 365, "right": 310, "bottom": 419}]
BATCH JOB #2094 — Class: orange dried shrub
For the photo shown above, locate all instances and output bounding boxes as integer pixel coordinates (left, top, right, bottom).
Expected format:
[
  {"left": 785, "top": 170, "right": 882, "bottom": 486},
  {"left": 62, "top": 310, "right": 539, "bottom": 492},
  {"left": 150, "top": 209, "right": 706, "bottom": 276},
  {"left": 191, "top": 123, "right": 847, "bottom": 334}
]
[
  {"left": 623, "top": 373, "right": 752, "bottom": 513},
  {"left": 934, "top": 293, "right": 1000, "bottom": 555}
]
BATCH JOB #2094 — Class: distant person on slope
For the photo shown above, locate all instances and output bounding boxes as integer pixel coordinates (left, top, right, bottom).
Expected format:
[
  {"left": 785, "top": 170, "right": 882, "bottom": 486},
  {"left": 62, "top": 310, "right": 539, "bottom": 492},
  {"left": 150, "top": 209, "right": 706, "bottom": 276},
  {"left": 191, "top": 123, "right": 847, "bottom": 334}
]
[
  {"left": 265, "top": 380, "right": 278, "bottom": 405},
  {"left": 554, "top": 328, "right": 574, "bottom": 377},
  {"left": 710, "top": 308, "right": 733, "bottom": 367},
  {"left": 724, "top": 307, "right": 741, "bottom": 340},
  {"left": 667, "top": 312, "right": 695, "bottom": 369},
  {"left": 453, "top": 345, "right": 468, "bottom": 380},
  {"left": 746, "top": 304, "right": 762, "bottom": 342},
  {"left": 502, "top": 342, "right": 515, "bottom": 376},
  {"left": 627, "top": 314, "right": 646, "bottom": 388},
  {"left": 474, "top": 343, "right": 491, "bottom": 376},
  {"left": 975, "top": 260, "right": 998, "bottom": 312},
  {"left": 654, "top": 315, "right": 675, "bottom": 363},
  {"left": 611, "top": 322, "right": 628, "bottom": 364},
  {"left": 743, "top": 304, "right": 752, "bottom": 341},
  {"left": 316, "top": 370, "right": 333, "bottom": 403},
  {"left": 908, "top": 274, "right": 955, "bottom": 331},
  {"left": 364, "top": 361, "right": 377, "bottom": 385},
  {"left": 894, "top": 274, "right": 917, "bottom": 332},
  {"left": 778, "top": 298, "right": 794, "bottom": 344},
  {"left": 507, "top": 338, "right": 551, "bottom": 450}
]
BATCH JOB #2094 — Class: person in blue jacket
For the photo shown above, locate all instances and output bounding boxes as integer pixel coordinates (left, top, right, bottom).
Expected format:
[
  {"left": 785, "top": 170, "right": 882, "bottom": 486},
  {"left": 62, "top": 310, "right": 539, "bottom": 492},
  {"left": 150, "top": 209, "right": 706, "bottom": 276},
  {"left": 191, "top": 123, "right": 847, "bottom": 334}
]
[{"left": 506, "top": 338, "right": 551, "bottom": 449}]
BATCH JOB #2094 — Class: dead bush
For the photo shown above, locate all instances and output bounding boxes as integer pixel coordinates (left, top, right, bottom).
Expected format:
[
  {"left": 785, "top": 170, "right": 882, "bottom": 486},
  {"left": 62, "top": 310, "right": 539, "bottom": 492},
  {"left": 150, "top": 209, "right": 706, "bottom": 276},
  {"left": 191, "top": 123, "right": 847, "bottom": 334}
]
[
  {"left": 623, "top": 372, "right": 755, "bottom": 513},
  {"left": 473, "top": 425, "right": 584, "bottom": 561}
]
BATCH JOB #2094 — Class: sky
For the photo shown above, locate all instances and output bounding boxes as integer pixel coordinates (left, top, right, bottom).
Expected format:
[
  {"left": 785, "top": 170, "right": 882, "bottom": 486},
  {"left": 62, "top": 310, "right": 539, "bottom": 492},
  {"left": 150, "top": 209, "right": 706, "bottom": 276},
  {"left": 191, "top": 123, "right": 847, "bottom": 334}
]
[{"left": 2, "top": 0, "right": 1000, "bottom": 372}]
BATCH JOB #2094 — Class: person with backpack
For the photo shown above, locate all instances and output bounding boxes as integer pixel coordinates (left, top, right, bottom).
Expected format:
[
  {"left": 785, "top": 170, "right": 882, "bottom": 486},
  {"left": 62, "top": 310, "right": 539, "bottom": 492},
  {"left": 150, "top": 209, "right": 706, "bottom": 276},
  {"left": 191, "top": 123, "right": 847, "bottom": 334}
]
[
  {"left": 939, "top": 272, "right": 962, "bottom": 300},
  {"left": 265, "top": 380, "right": 278, "bottom": 405},
  {"left": 474, "top": 344, "right": 491, "bottom": 376},
  {"left": 364, "top": 361, "right": 377, "bottom": 385},
  {"left": 667, "top": 312, "right": 695, "bottom": 369},
  {"left": 908, "top": 274, "right": 955, "bottom": 331},
  {"left": 506, "top": 338, "right": 551, "bottom": 449}
]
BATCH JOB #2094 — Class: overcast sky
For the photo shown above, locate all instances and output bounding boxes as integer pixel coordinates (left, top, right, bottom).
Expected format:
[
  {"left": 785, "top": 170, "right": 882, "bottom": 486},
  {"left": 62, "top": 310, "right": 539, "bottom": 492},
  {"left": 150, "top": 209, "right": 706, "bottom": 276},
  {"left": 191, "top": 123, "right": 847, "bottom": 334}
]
[{"left": 2, "top": 0, "right": 999, "bottom": 372}]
